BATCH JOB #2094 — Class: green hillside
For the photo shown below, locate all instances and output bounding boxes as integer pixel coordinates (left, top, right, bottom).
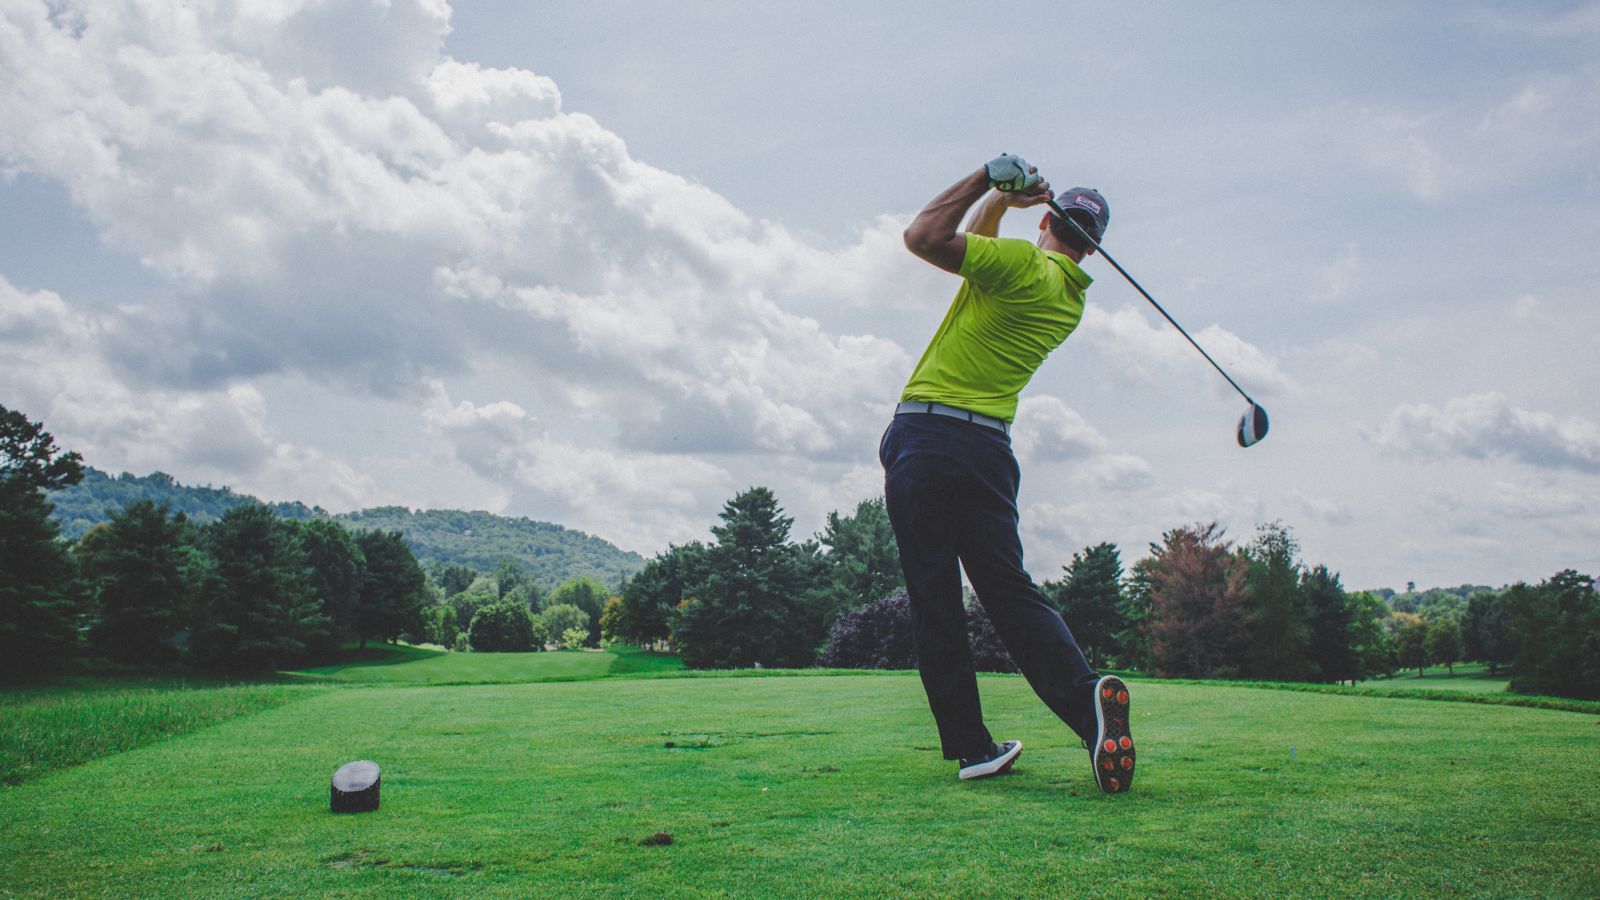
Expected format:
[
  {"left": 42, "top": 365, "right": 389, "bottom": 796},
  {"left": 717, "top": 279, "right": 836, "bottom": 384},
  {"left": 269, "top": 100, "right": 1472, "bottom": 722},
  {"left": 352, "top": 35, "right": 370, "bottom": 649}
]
[{"left": 47, "top": 468, "right": 644, "bottom": 591}]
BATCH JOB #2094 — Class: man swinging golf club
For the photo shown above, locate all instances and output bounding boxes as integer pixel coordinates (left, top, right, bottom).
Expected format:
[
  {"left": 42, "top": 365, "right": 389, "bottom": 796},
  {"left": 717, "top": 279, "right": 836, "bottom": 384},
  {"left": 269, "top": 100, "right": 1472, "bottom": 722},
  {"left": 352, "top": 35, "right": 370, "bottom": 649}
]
[{"left": 881, "top": 153, "right": 1134, "bottom": 792}]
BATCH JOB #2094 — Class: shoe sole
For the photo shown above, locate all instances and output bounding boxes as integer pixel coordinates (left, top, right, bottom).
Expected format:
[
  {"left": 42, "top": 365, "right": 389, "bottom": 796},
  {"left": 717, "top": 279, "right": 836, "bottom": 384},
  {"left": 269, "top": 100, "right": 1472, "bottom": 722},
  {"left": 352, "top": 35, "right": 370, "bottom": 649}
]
[
  {"left": 1091, "top": 676, "right": 1134, "bottom": 793},
  {"left": 958, "top": 740, "right": 1022, "bottom": 780}
]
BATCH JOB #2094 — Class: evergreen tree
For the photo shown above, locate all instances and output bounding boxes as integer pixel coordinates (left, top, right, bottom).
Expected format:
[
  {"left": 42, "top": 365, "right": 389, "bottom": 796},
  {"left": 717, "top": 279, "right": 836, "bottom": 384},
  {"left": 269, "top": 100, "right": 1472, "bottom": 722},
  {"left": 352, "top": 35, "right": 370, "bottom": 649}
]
[
  {"left": 1146, "top": 523, "right": 1248, "bottom": 678},
  {"left": 814, "top": 497, "right": 904, "bottom": 623},
  {"left": 294, "top": 518, "right": 365, "bottom": 655},
  {"left": 79, "top": 501, "right": 195, "bottom": 665},
  {"left": 1503, "top": 571, "right": 1600, "bottom": 699},
  {"left": 1302, "top": 565, "right": 1357, "bottom": 684},
  {"left": 192, "top": 504, "right": 325, "bottom": 672},
  {"left": 0, "top": 404, "right": 84, "bottom": 677},
  {"left": 1241, "top": 521, "right": 1313, "bottom": 681},
  {"left": 1463, "top": 591, "right": 1514, "bottom": 674},
  {"left": 354, "top": 530, "right": 428, "bottom": 647},
  {"left": 1113, "top": 559, "right": 1155, "bottom": 671},
  {"left": 617, "top": 542, "right": 707, "bottom": 647},
  {"left": 1044, "top": 542, "right": 1124, "bottom": 669},
  {"left": 673, "top": 487, "right": 824, "bottom": 669}
]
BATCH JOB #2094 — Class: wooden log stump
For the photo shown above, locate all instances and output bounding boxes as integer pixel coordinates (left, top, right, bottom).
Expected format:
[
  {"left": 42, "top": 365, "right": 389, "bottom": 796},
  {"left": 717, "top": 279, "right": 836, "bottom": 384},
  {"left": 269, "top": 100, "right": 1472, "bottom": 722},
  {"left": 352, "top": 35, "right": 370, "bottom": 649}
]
[{"left": 330, "top": 760, "right": 381, "bottom": 813}]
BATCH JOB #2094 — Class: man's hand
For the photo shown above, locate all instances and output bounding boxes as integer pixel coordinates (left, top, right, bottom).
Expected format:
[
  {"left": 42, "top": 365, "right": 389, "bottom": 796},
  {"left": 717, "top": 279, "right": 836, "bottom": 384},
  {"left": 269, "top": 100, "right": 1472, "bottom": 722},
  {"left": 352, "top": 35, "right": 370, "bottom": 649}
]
[
  {"left": 986, "top": 153, "right": 1042, "bottom": 193},
  {"left": 904, "top": 156, "right": 1054, "bottom": 274}
]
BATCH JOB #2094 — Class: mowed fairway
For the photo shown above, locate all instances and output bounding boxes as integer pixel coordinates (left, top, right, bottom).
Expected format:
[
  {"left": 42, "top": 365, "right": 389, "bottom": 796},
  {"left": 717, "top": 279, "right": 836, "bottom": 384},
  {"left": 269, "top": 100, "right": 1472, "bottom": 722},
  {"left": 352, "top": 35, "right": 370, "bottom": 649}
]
[{"left": 2, "top": 665, "right": 1598, "bottom": 897}]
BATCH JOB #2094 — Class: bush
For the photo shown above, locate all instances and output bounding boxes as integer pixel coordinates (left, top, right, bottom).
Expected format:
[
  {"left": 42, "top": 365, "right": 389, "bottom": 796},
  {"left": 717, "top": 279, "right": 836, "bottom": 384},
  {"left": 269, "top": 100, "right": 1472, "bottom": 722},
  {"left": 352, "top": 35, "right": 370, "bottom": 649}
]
[
  {"left": 560, "top": 627, "right": 589, "bottom": 650},
  {"left": 541, "top": 603, "right": 587, "bottom": 642},
  {"left": 821, "top": 590, "right": 916, "bottom": 669},
  {"left": 468, "top": 602, "right": 536, "bottom": 652},
  {"left": 966, "top": 596, "right": 1017, "bottom": 674}
]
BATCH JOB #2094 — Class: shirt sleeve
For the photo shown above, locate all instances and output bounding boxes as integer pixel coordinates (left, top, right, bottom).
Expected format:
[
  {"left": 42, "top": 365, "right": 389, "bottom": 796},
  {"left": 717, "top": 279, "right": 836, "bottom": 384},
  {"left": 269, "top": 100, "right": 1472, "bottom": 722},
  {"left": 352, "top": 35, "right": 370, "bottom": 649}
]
[{"left": 958, "top": 235, "right": 1041, "bottom": 299}]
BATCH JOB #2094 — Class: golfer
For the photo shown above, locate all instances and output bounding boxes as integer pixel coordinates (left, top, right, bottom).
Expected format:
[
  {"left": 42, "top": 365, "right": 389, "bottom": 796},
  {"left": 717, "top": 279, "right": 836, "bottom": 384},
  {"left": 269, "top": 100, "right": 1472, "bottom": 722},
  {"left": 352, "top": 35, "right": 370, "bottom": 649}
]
[{"left": 881, "top": 154, "right": 1135, "bottom": 792}]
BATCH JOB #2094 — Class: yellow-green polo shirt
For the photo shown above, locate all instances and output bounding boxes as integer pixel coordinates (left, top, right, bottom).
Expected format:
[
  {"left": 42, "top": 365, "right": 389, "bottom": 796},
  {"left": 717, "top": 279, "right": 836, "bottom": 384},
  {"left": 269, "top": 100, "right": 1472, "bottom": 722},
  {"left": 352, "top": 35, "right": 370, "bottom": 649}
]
[{"left": 900, "top": 235, "right": 1091, "bottom": 423}]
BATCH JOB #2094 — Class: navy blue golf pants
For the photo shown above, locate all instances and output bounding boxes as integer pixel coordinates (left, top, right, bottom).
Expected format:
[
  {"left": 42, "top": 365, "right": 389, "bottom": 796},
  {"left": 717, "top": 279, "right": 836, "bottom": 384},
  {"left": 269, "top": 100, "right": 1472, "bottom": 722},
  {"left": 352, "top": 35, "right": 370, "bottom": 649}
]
[{"left": 880, "top": 412, "right": 1100, "bottom": 760}]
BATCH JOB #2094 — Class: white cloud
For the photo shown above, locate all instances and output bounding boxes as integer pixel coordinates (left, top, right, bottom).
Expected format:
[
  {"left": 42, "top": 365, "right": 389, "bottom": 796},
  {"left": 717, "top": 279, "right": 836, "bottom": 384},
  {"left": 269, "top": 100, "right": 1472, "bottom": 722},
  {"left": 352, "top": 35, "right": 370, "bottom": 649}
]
[{"left": 1370, "top": 392, "right": 1600, "bottom": 473}]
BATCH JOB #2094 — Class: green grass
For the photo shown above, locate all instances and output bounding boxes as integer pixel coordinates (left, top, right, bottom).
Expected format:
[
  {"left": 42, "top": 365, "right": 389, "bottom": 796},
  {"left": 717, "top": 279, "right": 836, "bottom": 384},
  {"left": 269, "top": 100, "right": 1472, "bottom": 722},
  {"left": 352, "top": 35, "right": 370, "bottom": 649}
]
[
  {"left": 0, "top": 679, "right": 324, "bottom": 786},
  {"left": 285, "top": 644, "right": 685, "bottom": 684},
  {"left": 3, "top": 666, "right": 1597, "bottom": 896}
]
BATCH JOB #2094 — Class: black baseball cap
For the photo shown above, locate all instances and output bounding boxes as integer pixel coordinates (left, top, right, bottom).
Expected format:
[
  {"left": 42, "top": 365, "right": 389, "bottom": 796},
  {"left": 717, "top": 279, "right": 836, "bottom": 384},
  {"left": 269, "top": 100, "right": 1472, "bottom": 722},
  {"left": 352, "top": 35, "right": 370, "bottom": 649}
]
[{"left": 1052, "top": 187, "right": 1110, "bottom": 242}]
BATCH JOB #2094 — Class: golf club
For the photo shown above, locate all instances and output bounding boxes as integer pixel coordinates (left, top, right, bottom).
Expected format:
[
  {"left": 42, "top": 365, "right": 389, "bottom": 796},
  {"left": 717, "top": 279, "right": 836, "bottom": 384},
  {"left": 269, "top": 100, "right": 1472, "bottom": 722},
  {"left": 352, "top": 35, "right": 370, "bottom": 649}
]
[{"left": 1045, "top": 194, "right": 1270, "bottom": 448}]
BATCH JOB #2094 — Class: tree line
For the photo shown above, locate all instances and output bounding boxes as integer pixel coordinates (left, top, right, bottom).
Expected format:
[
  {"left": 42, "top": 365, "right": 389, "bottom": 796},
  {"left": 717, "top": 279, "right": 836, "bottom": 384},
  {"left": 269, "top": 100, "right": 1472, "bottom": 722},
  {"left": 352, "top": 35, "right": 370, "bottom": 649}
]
[
  {"left": 6, "top": 402, "right": 1596, "bottom": 699},
  {"left": 608, "top": 490, "right": 1599, "bottom": 701},
  {"left": 0, "top": 405, "right": 622, "bottom": 677}
]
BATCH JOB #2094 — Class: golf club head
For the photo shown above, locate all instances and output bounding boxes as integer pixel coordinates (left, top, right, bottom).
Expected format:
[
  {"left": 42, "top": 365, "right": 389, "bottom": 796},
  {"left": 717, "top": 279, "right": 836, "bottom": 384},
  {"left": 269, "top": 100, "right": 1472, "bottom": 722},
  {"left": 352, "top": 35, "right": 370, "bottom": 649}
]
[{"left": 1237, "top": 402, "right": 1269, "bottom": 448}]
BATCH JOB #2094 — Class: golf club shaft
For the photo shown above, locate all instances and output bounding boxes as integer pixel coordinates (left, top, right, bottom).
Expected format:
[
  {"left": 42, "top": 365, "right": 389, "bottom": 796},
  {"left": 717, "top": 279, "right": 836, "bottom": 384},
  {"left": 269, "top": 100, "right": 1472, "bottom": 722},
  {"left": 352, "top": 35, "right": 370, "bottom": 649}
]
[{"left": 1046, "top": 198, "right": 1256, "bottom": 407}]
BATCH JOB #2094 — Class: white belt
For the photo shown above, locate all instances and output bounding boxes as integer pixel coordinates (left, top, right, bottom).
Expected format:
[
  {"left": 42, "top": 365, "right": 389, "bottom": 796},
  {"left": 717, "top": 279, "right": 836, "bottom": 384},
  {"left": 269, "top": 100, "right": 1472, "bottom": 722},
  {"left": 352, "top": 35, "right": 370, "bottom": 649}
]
[{"left": 894, "top": 400, "right": 1010, "bottom": 434}]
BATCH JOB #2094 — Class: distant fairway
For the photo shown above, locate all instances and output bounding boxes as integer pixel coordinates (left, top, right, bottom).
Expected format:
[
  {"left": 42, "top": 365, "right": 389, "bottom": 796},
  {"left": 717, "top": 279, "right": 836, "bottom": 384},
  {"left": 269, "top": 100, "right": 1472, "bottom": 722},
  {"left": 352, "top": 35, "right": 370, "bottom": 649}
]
[
  {"left": 286, "top": 644, "right": 685, "bottom": 684},
  {"left": 3, "top": 657, "right": 1597, "bottom": 897}
]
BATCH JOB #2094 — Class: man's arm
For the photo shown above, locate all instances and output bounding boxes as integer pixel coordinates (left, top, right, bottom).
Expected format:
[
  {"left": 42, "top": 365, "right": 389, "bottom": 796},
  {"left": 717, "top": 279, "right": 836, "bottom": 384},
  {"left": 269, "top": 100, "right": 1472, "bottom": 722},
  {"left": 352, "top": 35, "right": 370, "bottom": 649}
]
[{"left": 903, "top": 162, "right": 1054, "bottom": 274}]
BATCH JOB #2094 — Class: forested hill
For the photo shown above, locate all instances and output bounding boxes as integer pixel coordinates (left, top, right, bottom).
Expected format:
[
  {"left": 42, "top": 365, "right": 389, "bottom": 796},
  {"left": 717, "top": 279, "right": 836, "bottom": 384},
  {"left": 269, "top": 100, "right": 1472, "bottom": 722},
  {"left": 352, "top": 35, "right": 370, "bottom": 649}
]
[{"left": 48, "top": 468, "right": 645, "bottom": 591}]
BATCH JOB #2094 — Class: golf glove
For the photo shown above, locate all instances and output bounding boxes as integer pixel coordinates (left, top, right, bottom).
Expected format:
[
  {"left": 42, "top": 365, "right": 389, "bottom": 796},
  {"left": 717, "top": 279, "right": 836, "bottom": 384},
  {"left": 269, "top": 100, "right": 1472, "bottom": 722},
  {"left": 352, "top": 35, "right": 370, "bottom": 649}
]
[{"left": 986, "top": 153, "right": 1042, "bottom": 193}]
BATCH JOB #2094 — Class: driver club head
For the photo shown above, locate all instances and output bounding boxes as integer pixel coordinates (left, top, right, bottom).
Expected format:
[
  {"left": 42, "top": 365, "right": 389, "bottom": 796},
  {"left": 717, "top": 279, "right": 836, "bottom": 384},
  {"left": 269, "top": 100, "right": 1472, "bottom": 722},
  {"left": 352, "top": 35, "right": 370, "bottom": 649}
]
[{"left": 1237, "top": 402, "right": 1269, "bottom": 448}]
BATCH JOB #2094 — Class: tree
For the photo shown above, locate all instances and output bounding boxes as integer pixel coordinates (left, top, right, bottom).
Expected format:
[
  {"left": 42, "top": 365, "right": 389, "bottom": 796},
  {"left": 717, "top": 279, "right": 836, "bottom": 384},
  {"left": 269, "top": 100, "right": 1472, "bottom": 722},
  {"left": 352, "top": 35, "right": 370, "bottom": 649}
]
[
  {"left": 598, "top": 595, "right": 625, "bottom": 646},
  {"left": 1241, "top": 522, "right": 1313, "bottom": 681},
  {"left": 813, "top": 497, "right": 903, "bottom": 623},
  {"left": 354, "top": 530, "right": 428, "bottom": 647},
  {"left": 548, "top": 576, "right": 608, "bottom": 642},
  {"left": 1424, "top": 617, "right": 1463, "bottom": 675},
  {"left": 192, "top": 504, "right": 325, "bottom": 673},
  {"left": 491, "top": 558, "right": 541, "bottom": 613},
  {"left": 820, "top": 589, "right": 917, "bottom": 669},
  {"left": 294, "top": 519, "right": 365, "bottom": 655},
  {"left": 448, "top": 584, "right": 499, "bottom": 636},
  {"left": 433, "top": 563, "right": 478, "bottom": 597},
  {"left": 78, "top": 501, "right": 195, "bottom": 665},
  {"left": 1043, "top": 542, "right": 1124, "bottom": 669},
  {"left": 617, "top": 542, "right": 707, "bottom": 647},
  {"left": 1503, "top": 571, "right": 1600, "bottom": 699},
  {"left": 468, "top": 601, "right": 537, "bottom": 652},
  {"left": 672, "top": 487, "right": 825, "bottom": 669},
  {"left": 1347, "top": 591, "right": 1394, "bottom": 680},
  {"left": 1113, "top": 559, "right": 1155, "bottom": 671},
  {"left": 1393, "top": 612, "right": 1429, "bottom": 676},
  {"left": 1302, "top": 565, "right": 1357, "bottom": 684},
  {"left": 540, "top": 603, "right": 587, "bottom": 645},
  {"left": 1463, "top": 591, "right": 1514, "bottom": 675},
  {"left": 1145, "top": 523, "right": 1249, "bottom": 678},
  {"left": 0, "top": 404, "right": 84, "bottom": 676},
  {"left": 966, "top": 593, "right": 1018, "bottom": 674}
]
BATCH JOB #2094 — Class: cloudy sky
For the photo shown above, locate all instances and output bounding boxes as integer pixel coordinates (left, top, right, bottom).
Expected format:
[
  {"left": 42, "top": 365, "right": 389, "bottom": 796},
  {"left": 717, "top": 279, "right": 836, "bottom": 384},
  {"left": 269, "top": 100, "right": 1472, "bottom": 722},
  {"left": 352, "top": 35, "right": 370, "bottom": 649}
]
[{"left": 2, "top": 0, "right": 1597, "bottom": 591}]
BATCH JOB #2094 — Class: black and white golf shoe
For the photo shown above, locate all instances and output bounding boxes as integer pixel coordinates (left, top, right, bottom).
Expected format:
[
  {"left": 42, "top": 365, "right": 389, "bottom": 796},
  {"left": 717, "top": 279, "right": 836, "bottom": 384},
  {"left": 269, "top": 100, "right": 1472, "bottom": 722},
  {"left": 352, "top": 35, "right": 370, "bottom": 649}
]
[
  {"left": 957, "top": 740, "right": 1022, "bottom": 781},
  {"left": 1089, "top": 675, "right": 1135, "bottom": 793}
]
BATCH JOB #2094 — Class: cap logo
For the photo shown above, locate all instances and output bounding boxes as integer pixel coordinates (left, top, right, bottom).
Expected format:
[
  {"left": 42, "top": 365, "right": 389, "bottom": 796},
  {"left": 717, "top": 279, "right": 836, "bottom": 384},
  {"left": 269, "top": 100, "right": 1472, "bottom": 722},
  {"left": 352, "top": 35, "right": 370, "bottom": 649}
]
[{"left": 1072, "top": 195, "right": 1102, "bottom": 215}]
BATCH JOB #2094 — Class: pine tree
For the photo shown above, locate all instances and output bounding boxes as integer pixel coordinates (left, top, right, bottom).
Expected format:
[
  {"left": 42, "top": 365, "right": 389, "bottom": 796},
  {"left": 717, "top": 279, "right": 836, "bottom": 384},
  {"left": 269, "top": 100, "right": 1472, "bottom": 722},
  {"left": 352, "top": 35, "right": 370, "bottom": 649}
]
[
  {"left": 814, "top": 497, "right": 904, "bottom": 623},
  {"left": 0, "top": 405, "right": 84, "bottom": 677},
  {"left": 673, "top": 487, "right": 824, "bottom": 668},
  {"left": 193, "top": 504, "right": 326, "bottom": 672},
  {"left": 354, "top": 529, "right": 429, "bottom": 648},
  {"left": 1302, "top": 565, "right": 1356, "bottom": 684},
  {"left": 1241, "top": 521, "right": 1314, "bottom": 681},
  {"left": 1044, "top": 542, "right": 1125, "bottom": 669},
  {"left": 79, "top": 501, "right": 195, "bottom": 665},
  {"left": 294, "top": 518, "right": 365, "bottom": 655}
]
